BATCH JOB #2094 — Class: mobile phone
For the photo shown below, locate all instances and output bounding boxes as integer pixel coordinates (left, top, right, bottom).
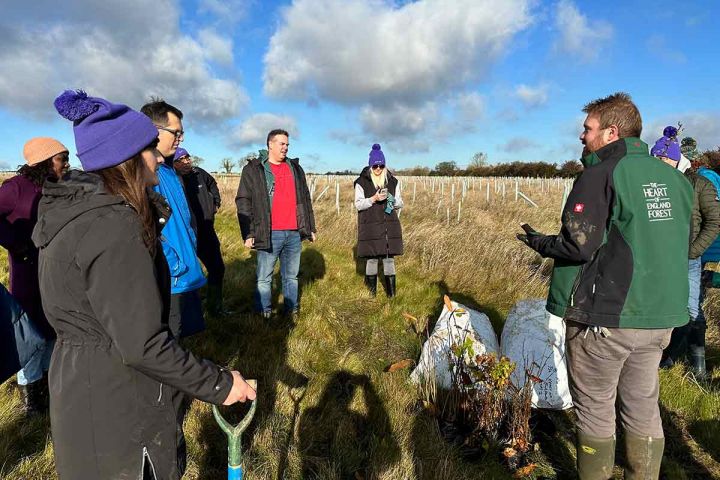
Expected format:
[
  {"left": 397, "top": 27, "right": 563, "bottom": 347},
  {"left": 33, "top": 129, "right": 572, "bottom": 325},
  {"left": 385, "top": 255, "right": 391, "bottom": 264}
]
[{"left": 379, "top": 188, "right": 388, "bottom": 195}]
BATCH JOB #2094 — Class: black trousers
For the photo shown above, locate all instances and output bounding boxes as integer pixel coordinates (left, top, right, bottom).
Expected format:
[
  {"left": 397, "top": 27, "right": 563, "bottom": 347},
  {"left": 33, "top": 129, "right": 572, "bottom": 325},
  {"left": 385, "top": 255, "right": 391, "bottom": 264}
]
[
  {"left": 168, "top": 290, "right": 205, "bottom": 339},
  {"left": 197, "top": 223, "right": 225, "bottom": 287}
]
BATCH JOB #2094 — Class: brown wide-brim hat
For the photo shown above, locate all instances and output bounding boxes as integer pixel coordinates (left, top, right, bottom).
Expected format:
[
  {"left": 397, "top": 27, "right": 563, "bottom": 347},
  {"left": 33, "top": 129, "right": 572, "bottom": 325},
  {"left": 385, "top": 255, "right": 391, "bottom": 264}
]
[{"left": 23, "top": 137, "right": 69, "bottom": 166}]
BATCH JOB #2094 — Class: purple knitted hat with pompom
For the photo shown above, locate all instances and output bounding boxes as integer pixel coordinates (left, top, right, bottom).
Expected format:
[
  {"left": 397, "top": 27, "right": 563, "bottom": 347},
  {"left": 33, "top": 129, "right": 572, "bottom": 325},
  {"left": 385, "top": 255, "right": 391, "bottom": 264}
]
[
  {"left": 650, "top": 125, "right": 682, "bottom": 162},
  {"left": 53, "top": 90, "right": 158, "bottom": 171},
  {"left": 368, "top": 143, "right": 385, "bottom": 166}
]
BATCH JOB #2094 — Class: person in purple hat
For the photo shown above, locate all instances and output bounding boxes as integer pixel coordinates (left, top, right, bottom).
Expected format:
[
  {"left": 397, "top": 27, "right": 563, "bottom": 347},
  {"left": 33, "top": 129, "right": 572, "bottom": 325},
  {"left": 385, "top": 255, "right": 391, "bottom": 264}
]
[
  {"left": 654, "top": 126, "right": 720, "bottom": 379},
  {"left": 35, "top": 89, "right": 255, "bottom": 480},
  {"left": 353, "top": 143, "right": 404, "bottom": 297},
  {"left": 173, "top": 148, "right": 228, "bottom": 316}
]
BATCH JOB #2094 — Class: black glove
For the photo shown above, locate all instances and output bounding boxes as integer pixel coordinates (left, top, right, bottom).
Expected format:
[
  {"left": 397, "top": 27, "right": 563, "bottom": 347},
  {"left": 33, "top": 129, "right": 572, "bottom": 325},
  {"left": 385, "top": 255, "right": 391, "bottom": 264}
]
[{"left": 516, "top": 223, "right": 544, "bottom": 250}]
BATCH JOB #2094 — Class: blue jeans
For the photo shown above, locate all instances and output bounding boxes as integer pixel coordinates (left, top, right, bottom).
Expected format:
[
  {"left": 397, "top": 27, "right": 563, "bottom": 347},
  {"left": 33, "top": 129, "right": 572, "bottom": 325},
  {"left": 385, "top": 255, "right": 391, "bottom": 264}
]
[
  {"left": 256, "top": 230, "right": 301, "bottom": 314},
  {"left": 17, "top": 338, "right": 54, "bottom": 385},
  {"left": 688, "top": 257, "right": 704, "bottom": 322}
]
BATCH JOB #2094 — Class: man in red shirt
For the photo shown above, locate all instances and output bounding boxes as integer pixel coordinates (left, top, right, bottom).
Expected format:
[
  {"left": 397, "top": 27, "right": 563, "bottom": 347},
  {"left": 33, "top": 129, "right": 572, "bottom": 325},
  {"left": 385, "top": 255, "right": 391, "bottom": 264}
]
[{"left": 236, "top": 129, "right": 317, "bottom": 319}]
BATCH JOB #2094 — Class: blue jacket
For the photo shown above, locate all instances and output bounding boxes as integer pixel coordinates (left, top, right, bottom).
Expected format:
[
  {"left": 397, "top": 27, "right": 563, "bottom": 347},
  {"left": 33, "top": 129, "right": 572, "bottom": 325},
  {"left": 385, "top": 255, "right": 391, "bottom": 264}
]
[
  {"left": 700, "top": 167, "right": 720, "bottom": 263},
  {"left": 153, "top": 162, "right": 207, "bottom": 293},
  {"left": 1, "top": 282, "right": 45, "bottom": 383}
]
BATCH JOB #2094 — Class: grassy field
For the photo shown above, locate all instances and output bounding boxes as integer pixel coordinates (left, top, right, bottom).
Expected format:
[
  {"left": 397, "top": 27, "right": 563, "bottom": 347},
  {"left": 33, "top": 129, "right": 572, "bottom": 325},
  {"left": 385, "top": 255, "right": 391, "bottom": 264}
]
[{"left": 0, "top": 174, "right": 719, "bottom": 479}]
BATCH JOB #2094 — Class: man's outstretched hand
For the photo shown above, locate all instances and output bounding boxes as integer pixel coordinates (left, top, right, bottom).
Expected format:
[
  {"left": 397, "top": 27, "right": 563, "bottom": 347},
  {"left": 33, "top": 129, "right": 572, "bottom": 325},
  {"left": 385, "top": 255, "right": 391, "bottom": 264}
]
[{"left": 516, "top": 223, "right": 543, "bottom": 249}]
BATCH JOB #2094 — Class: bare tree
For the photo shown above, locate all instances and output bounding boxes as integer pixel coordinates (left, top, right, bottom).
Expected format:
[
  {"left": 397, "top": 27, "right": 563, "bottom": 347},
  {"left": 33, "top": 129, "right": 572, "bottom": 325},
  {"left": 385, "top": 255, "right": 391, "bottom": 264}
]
[
  {"left": 238, "top": 152, "right": 258, "bottom": 172},
  {"left": 470, "top": 152, "right": 488, "bottom": 169},
  {"left": 220, "top": 157, "right": 235, "bottom": 174}
]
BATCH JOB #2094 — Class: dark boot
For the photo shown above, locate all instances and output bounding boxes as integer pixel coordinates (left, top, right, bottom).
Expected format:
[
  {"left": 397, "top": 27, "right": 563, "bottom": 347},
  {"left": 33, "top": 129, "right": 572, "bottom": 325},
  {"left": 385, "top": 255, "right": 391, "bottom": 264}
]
[
  {"left": 383, "top": 275, "right": 396, "bottom": 298},
  {"left": 576, "top": 431, "right": 615, "bottom": 480},
  {"left": 688, "top": 321, "right": 707, "bottom": 379},
  {"left": 20, "top": 381, "right": 45, "bottom": 416},
  {"left": 660, "top": 323, "right": 690, "bottom": 368},
  {"left": 364, "top": 275, "right": 377, "bottom": 296},
  {"left": 623, "top": 431, "right": 664, "bottom": 480},
  {"left": 206, "top": 284, "right": 225, "bottom": 316}
]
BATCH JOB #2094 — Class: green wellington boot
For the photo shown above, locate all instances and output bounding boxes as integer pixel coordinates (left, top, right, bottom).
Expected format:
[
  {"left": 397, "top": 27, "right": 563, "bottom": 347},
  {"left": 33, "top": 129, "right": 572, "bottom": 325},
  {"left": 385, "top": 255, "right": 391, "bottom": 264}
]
[
  {"left": 577, "top": 431, "right": 615, "bottom": 480},
  {"left": 624, "top": 431, "right": 664, "bottom": 480}
]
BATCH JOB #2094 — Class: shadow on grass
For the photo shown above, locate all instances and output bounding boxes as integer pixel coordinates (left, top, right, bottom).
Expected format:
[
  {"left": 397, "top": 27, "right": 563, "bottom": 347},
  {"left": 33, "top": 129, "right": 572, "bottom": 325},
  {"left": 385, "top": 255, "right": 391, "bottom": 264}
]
[
  {"left": 190, "top": 247, "right": 325, "bottom": 479},
  {"left": 660, "top": 404, "right": 716, "bottom": 479},
  {"left": 297, "top": 370, "right": 399, "bottom": 479},
  {"left": 688, "top": 417, "right": 720, "bottom": 466}
]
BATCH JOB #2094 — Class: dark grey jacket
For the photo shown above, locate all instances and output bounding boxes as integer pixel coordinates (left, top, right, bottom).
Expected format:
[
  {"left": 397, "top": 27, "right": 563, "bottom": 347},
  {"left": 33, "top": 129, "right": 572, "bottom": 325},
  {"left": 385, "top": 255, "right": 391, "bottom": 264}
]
[
  {"left": 32, "top": 171, "right": 233, "bottom": 480},
  {"left": 235, "top": 155, "right": 316, "bottom": 250},
  {"left": 181, "top": 166, "right": 221, "bottom": 224}
]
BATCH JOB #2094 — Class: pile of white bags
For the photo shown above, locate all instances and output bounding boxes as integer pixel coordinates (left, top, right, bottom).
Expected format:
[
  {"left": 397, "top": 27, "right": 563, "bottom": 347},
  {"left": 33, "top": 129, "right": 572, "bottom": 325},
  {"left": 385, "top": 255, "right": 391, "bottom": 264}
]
[
  {"left": 501, "top": 299, "right": 573, "bottom": 410},
  {"left": 410, "top": 297, "right": 573, "bottom": 410},
  {"left": 410, "top": 299, "right": 498, "bottom": 389}
]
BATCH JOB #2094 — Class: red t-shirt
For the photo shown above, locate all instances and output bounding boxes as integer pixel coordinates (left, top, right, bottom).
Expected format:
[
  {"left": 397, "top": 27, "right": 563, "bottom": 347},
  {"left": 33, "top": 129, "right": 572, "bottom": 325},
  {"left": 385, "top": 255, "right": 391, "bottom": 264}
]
[{"left": 270, "top": 161, "right": 298, "bottom": 230}]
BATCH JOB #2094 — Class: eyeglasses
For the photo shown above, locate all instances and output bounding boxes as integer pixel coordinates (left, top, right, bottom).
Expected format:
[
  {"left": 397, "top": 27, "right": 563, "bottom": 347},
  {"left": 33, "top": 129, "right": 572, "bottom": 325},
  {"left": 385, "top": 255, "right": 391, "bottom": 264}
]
[
  {"left": 156, "top": 125, "right": 184, "bottom": 139},
  {"left": 371, "top": 164, "right": 385, "bottom": 170}
]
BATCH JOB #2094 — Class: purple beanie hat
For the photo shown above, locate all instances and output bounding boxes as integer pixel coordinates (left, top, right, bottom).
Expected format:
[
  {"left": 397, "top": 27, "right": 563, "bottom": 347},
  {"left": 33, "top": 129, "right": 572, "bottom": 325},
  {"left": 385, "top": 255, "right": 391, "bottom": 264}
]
[
  {"left": 174, "top": 147, "right": 190, "bottom": 161},
  {"left": 368, "top": 143, "right": 385, "bottom": 166},
  {"left": 650, "top": 125, "right": 682, "bottom": 162},
  {"left": 54, "top": 90, "right": 158, "bottom": 171}
]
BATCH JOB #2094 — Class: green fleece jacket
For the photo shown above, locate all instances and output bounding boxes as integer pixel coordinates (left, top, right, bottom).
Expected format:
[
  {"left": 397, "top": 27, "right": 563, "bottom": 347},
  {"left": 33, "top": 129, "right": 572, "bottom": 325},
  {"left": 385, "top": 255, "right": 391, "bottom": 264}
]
[
  {"left": 686, "top": 170, "right": 720, "bottom": 259},
  {"left": 527, "top": 138, "right": 693, "bottom": 329}
]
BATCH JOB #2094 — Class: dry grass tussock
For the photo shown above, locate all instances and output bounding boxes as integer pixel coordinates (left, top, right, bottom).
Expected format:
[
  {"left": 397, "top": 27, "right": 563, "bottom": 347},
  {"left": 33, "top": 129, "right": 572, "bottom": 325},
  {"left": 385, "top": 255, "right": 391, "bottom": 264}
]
[{"left": 0, "top": 174, "right": 718, "bottom": 479}]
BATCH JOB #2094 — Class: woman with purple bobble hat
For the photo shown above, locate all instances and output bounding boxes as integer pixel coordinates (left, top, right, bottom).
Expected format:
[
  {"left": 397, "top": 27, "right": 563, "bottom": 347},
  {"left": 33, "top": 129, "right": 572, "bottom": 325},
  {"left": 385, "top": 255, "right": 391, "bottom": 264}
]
[
  {"left": 654, "top": 125, "right": 720, "bottom": 380},
  {"left": 35, "top": 89, "right": 255, "bottom": 480},
  {"left": 353, "top": 143, "right": 404, "bottom": 297}
]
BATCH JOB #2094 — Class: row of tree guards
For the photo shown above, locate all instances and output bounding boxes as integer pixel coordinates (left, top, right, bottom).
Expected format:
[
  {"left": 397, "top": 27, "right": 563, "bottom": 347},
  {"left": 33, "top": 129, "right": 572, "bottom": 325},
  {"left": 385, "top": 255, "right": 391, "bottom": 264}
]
[{"left": 218, "top": 174, "right": 574, "bottom": 224}]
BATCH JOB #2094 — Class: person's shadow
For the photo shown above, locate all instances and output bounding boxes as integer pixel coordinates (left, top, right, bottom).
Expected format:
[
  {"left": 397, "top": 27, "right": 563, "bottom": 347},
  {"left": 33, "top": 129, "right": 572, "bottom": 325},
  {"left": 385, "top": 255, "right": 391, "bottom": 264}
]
[
  {"left": 192, "top": 247, "right": 325, "bottom": 479},
  {"left": 297, "top": 370, "right": 400, "bottom": 479}
]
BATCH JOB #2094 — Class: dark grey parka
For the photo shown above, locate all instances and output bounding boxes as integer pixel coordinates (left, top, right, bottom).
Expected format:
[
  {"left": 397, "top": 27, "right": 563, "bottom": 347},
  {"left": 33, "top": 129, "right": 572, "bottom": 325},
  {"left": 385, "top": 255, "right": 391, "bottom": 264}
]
[{"left": 32, "top": 171, "right": 233, "bottom": 480}]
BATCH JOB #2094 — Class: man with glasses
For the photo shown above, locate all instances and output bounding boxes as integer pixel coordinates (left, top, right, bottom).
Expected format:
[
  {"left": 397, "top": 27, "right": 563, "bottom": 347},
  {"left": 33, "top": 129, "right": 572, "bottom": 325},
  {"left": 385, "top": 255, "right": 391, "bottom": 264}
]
[
  {"left": 141, "top": 99, "right": 206, "bottom": 338},
  {"left": 173, "top": 148, "right": 229, "bottom": 316},
  {"left": 235, "top": 129, "right": 316, "bottom": 320}
]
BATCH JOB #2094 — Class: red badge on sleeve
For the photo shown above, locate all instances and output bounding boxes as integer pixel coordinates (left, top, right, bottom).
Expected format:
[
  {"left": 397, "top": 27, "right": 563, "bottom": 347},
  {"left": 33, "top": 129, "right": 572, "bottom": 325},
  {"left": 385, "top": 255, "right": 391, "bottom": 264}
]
[{"left": 573, "top": 203, "right": 585, "bottom": 213}]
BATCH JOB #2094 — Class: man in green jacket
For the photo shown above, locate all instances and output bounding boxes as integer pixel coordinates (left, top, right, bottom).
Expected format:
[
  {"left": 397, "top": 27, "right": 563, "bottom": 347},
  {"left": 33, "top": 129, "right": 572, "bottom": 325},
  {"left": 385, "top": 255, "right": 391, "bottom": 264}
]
[
  {"left": 518, "top": 93, "right": 693, "bottom": 480},
  {"left": 652, "top": 127, "right": 720, "bottom": 378}
]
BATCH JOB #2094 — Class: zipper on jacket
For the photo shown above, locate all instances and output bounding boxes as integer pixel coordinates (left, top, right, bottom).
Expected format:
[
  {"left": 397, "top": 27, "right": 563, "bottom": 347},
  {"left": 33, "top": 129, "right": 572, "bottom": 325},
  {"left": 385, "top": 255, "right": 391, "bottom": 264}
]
[
  {"left": 157, "top": 383, "right": 163, "bottom": 404},
  {"left": 141, "top": 446, "right": 158, "bottom": 480},
  {"left": 569, "top": 264, "right": 586, "bottom": 307}
]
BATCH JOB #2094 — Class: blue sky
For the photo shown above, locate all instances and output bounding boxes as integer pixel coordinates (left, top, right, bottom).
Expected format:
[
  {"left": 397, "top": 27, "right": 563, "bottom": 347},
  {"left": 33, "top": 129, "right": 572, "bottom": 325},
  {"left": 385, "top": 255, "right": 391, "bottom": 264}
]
[{"left": 0, "top": 0, "right": 718, "bottom": 173}]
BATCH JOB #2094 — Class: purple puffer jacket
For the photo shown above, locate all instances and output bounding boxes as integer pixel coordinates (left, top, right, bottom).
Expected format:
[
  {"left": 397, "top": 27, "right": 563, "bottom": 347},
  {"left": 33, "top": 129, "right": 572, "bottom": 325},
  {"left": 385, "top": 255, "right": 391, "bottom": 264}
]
[{"left": 0, "top": 174, "right": 54, "bottom": 339}]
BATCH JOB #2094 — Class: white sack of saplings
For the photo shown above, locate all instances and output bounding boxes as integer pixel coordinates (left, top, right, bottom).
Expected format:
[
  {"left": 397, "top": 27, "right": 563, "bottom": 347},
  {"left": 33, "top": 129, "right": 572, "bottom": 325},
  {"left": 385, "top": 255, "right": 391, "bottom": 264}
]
[
  {"left": 500, "top": 299, "right": 573, "bottom": 410},
  {"left": 411, "top": 296, "right": 499, "bottom": 389}
]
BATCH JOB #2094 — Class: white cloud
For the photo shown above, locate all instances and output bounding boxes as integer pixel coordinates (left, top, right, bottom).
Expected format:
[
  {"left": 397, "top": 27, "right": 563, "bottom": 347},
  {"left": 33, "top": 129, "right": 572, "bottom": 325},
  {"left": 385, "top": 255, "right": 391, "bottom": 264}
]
[
  {"left": 0, "top": 0, "right": 247, "bottom": 125},
  {"left": 264, "top": 0, "right": 532, "bottom": 148},
  {"left": 645, "top": 113, "right": 720, "bottom": 152},
  {"left": 360, "top": 103, "right": 436, "bottom": 139},
  {"left": 500, "top": 137, "right": 540, "bottom": 153},
  {"left": 198, "top": 28, "right": 234, "bottom": 66},
  {"left": 553, "top": 0, "right": 613, "bottom": 62},
  {"left": 230, "top": 113, "right": 299, "bottom": 147},
  {"left": 515, "top": 84, "right": 549, "bottom": 108},
  {"left": 646, "top": 35, "right": 687, "bottom": 64},
  {"left": 198, "top": 0, "right": 252, "bottom": 24},
  {"left": 264, "top": 0, "right": 534, "bottom": 105},
  {"left": 453, "top": 92, "right": 485, "bottom": 122}
]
